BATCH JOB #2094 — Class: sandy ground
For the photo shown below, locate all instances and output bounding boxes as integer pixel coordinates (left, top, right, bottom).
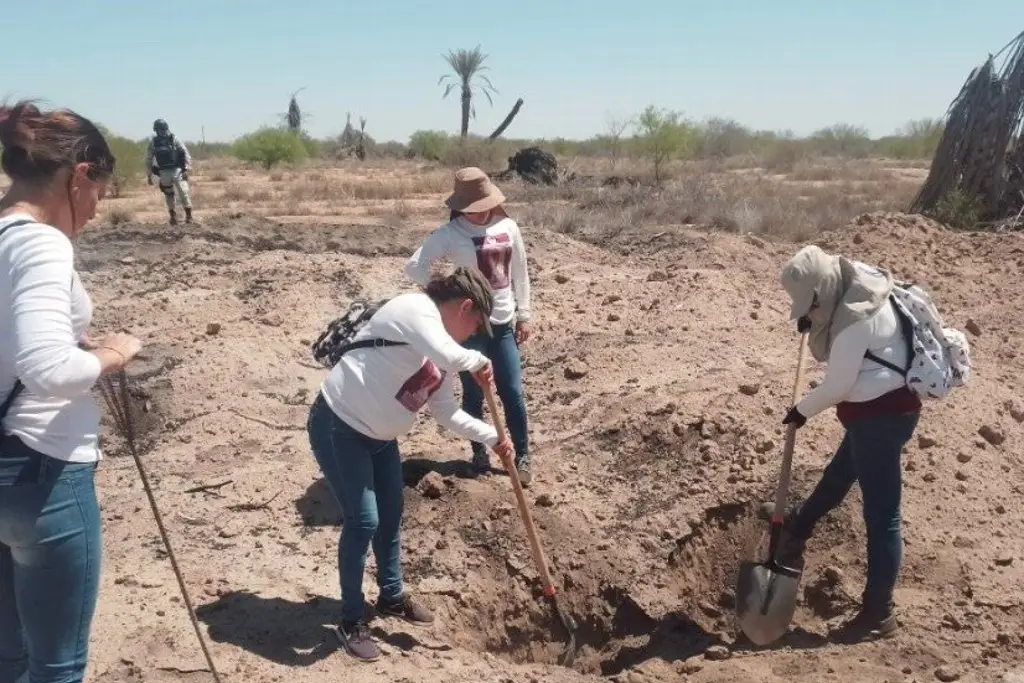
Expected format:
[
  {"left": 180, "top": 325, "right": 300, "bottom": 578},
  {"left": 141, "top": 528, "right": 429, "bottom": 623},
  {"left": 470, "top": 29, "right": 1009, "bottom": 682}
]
[{"left": 69, "top": 187, "right": 1024, "bottom": 683}]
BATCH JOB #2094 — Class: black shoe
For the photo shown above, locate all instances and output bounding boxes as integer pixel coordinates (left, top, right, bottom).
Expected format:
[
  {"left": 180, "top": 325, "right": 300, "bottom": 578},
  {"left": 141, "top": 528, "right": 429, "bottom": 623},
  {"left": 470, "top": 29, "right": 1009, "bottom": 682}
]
[
  {"left": 169, "top": 210, "right": 178, "bottom": 225},
  {"left": 339, "top": 619, "right": 380, "bottom": 661},
  {"left": 470, "top": 449, "right": 491, "bottom": 477},
  {"left": 758, "top": 502, "right": 807, "bottom": 570},
  {"left": 185, "top": 208, "right": 193, "bottom": 224},
  {"left": 829, "top": 606, "right": 899, "bottom": 643}
]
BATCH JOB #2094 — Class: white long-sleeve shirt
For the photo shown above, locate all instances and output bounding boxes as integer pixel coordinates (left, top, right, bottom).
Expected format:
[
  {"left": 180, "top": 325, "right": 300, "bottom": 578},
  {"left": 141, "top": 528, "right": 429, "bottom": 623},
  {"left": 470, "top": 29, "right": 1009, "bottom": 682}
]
[
  {"left": 321, "top": 292, "right": 499, "bottom": 445},
  {"left": 0, "top": 214, "right": 103, "bottom": 462},
  {"left": 797, "top": 300, "right": 909, "bottom": 419},
  {"left": 404, "top": 216, "right": 532, "bottom": 325}
]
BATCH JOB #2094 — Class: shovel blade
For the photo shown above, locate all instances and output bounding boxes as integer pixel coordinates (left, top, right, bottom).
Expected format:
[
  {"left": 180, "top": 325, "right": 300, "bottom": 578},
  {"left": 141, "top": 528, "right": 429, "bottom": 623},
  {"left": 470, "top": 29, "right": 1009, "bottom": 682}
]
[{"left": 735, "top": 560, "right": 801, "bottom": 646}]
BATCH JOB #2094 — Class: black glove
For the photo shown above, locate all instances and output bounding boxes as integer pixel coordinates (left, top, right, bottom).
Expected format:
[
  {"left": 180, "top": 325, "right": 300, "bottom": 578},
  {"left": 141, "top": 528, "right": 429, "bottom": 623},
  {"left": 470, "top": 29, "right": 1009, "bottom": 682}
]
[
  {"left": 181, "top": 169, "right": 189, "bottom": 180},
  {"left": 782, "top": 406, "right": 807, "bottom": 428},
  {"left": 797, "top": 315, "right": 812, "bottom": 334}
]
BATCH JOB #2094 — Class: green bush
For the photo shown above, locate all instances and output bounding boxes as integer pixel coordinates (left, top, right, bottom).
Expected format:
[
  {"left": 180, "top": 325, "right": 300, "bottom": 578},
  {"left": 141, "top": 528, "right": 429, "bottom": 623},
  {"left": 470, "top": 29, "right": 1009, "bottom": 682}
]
[
  {"left": 634, "top": 106, "right": 699, "bottom": 184},
  {"left": 104, "top": 134, "right": 147, "bottom": 198},
  {"left": 232, "top": 127, "right": 308, "bottom": 169},
  {"left": 409, "top": 130, "right": 451, "bottom": 161},
  {"left": 933, "top": 189, "right": 983, "bottom": 231}
]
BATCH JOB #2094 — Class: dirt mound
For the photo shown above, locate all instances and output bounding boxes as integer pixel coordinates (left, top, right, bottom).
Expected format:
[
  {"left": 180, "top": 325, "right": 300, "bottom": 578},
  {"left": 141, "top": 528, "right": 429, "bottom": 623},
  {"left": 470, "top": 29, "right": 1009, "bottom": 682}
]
[{"left": 76, "top": 211, "right": 1024, "bottom": 683}]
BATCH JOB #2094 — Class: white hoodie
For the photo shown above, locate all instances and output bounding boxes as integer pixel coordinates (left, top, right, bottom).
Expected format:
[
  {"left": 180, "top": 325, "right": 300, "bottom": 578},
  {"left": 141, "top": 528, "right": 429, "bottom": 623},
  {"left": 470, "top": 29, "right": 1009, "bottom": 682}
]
[
  {"left": 321, "top": 292, "right": 498, "bottom": 445},
  {"left": 404, "top": 215, "right": 532, "bottom": 325}
]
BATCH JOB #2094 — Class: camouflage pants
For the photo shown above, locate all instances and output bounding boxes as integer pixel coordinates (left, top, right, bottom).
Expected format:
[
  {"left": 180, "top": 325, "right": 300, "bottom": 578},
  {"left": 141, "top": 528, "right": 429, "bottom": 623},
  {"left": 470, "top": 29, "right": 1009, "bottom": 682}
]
[{"left": 157, "top": 168, "right": 192, "bottom": 211}]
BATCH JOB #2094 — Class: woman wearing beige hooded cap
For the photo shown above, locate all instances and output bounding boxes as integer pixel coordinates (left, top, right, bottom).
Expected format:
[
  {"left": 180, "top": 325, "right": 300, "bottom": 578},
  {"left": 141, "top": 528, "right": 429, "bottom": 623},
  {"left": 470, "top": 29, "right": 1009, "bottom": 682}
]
[{"left": 772, "top": 245, "right": 921, "bottom": 643}]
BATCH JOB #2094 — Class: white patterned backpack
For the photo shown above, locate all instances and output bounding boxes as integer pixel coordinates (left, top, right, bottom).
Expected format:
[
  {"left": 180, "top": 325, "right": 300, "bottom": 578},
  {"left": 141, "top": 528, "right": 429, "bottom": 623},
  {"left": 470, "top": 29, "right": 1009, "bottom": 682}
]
[{"left": 866, "top": 282, "right": 972, "bottom": 401}]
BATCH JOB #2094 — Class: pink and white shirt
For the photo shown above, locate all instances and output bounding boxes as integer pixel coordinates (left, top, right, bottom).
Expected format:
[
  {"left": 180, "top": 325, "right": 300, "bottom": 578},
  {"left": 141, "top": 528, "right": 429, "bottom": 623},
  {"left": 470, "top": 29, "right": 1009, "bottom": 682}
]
[
  {"left": 404, "top": 215, "right": 532, "bottom": 325},
  {"left": 320, "top": 292, "right": 498, "bottom": 445}
]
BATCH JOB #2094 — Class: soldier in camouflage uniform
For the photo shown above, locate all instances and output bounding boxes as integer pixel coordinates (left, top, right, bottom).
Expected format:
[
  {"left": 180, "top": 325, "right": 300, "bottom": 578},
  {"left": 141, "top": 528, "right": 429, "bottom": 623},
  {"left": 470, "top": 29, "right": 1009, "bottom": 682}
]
[{"left": 145, "top": 119, "right": 194, "bottom": 224}]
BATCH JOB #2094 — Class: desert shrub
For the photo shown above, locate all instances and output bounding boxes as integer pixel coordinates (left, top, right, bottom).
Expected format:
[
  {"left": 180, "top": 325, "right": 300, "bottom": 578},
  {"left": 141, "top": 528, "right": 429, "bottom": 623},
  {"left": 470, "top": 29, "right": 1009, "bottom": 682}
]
[
  {"left": 232, "top": 127, "right": 308, "bottom": 169},
  {"left": 409, "top": 130, "right": 451, "bottom": 161},
  {"left": 634, "top": 106, "right": 699, "bottom": 184},
  {"left": 932, "top": 189, "right": 983, "bottom": 230},
  {"left": 106, "top": 207, "right": 135, "bottom": 226},
  {"left": 104, "top": 134, "right": 147, "bottom": 198},
  {"left": 440, "top": 138, "right": 510, "bottom": 171}
]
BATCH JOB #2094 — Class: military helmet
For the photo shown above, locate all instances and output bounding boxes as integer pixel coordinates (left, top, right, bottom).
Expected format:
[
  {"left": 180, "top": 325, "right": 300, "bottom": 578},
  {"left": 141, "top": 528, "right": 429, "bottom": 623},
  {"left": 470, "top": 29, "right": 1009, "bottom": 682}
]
[{"left": 153, "top": 119, "right": 170, "bottom": 134}]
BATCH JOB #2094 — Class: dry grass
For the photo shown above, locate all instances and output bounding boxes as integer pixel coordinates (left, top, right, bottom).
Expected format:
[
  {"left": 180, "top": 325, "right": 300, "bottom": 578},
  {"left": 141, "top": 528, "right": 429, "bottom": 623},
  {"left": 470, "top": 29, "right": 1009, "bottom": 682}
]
[
  {"left": 85, "top": 156, "right": 922, "bottom": 244},
  {"left": 512, "top": 163, "right": 918, "bottom": 243}
]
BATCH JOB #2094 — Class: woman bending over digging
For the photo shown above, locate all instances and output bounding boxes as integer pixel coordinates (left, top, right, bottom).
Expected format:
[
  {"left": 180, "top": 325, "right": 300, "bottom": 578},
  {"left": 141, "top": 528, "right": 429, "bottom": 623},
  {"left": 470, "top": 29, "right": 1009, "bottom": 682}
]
[
  {"left": 0, "top": 101, "right": 144, "bottom": 683},
  {"left": 307, "top": 266, "right": 513, "bottom": 662},
  {"left": 404, "top": 167, "right": 535, "bottom": 485},
  {"left": 771, "top": 245, "right": 925, "bottom": 643}
]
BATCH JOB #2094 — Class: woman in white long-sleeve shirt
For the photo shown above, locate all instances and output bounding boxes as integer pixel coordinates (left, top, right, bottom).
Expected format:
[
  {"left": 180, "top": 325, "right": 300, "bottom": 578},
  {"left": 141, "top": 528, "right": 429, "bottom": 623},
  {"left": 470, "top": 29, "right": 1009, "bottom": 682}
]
[
  {"left": 404, "top": 167, "right": 535, "bottom": 484},
  {"left": 775, "top": 245, "right": 921, "bottom": 644},
  {"left": 307, "top": 266, "right": 513, "bottom": 663},
  {"left": 0, "top": 101, "right": 143, "bottom": 683}
]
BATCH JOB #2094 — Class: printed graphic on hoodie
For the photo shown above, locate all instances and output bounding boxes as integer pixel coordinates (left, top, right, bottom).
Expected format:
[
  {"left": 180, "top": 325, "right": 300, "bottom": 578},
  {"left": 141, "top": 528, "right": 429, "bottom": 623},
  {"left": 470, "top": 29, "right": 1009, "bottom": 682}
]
[
  {"left": 395, "top": 360, "right": 446, "bottom": 412},
  {"left": 472, "top": 233, "right": 512, "bottom": 289}
]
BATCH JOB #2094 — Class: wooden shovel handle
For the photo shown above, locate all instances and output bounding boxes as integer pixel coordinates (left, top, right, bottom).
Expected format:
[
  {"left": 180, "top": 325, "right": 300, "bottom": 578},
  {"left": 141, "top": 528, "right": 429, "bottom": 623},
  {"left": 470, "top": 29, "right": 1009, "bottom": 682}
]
[
  {"left": 772, "top": 333, "right": 808, "bottom": 523},
  {"left": 483, "top": 381, "right": 559, "bottom": 594}
]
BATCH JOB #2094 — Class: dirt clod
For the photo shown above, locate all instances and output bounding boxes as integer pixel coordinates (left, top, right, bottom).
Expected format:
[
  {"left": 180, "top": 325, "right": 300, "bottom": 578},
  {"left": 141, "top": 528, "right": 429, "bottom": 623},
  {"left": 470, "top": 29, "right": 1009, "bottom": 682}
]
[
  {"left": 935, "top": 665, "right": 961, "bottom": 682},
  {"left": 966, "top": 319, "right": 982, "bottom": 336},
  {"left": 739, "top": 383, "right": 761, "bottom": 396},
  {"left": 704, "top": 645, "right": 731, "bottom": 661},
  {"left": 417, "top": 472, "right": 445, "bottom": 499},
  {"left": 979, "top": 424, "right": 1006, "bottom": 446},
  {"left": 564, "top": 360, "right": 589, "bottom": 380}
]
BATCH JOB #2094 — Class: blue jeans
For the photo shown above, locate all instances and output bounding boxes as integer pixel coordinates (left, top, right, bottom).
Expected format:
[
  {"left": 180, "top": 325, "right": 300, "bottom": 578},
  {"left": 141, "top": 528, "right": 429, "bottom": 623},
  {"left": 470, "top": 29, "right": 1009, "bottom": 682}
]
[
  {"left": 0, "top": 436, "right": 102, "bottom": 683},
  {"left": 790, "top": 412, "right": 919, "bottom": 612},
  {"left": 459, "top": 321, "right": 529, "bottom": 465},
  {"left": 306, "top": 395, "right": 404, "bottom": 623}
]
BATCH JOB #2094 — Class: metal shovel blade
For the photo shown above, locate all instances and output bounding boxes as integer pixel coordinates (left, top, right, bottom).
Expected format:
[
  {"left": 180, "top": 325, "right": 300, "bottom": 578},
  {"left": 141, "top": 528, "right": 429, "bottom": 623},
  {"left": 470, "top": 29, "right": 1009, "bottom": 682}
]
[{"left": 735, "top": 558, "right": 801, "bottom": 646}]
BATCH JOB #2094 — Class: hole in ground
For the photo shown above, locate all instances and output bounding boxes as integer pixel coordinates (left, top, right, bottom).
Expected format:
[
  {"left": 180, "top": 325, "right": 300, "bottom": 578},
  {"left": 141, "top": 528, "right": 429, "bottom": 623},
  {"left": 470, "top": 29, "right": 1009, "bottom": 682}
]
[{"left": 416, "top": 493, "right": 766, "bottom": 677}]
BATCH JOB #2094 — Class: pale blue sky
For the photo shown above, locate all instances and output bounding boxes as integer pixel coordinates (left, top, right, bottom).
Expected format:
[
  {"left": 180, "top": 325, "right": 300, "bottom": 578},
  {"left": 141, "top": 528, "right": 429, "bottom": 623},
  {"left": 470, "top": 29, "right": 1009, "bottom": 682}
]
[{"left": 5, "top": 1, "right": 1023, "bottom": 143}]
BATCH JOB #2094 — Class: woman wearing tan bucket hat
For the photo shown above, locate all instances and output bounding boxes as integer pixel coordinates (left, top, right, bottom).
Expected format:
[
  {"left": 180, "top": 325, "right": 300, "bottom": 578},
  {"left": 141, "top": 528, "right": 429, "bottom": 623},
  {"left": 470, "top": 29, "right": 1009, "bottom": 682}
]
[{"left": 404, "top": 167, "right": 535, "bottom": 485}]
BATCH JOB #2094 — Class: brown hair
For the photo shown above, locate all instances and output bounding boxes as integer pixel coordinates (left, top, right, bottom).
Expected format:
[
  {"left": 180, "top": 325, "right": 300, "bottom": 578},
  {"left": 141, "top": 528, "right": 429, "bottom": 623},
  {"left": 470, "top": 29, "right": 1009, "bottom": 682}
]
[
  {"left": 424, "top": 266, "right": 494, "bottom": 319},
  {"left": 0, "top": 100, "right": 115, "bottom": 183}
]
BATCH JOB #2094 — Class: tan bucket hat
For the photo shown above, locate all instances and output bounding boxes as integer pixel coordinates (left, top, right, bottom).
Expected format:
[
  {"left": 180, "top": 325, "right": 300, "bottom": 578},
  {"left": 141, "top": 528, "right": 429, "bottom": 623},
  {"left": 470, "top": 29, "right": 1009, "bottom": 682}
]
[{"left": 446, "top": 167, "right": 506, "bottom": 214}]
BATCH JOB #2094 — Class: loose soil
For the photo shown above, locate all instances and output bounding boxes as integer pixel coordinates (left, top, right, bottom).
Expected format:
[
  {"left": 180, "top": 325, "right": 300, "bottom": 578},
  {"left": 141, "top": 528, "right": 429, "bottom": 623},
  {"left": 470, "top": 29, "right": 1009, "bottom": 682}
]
[{"left": 76, "top": 209, "right": 1024, "bottom": 683}]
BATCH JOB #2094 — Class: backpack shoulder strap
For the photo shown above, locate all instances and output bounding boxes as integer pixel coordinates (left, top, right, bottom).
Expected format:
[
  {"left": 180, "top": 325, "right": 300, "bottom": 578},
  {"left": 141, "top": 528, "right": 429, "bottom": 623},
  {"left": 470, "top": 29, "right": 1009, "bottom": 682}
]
[
  {"left": 1, "top": 219, "right": 58, "bottom": 424},
  {"left": 0, "top": 219, "right": 37, "bottom": 240},
  {"left": 339, "top": 338, "right": 408, "bottom": 354},
  {"left": 864, "top": 295, "right": 914, "bottom": 376},
  {"left": 0, "top": 380, "right": 25, "bottom": 423}
]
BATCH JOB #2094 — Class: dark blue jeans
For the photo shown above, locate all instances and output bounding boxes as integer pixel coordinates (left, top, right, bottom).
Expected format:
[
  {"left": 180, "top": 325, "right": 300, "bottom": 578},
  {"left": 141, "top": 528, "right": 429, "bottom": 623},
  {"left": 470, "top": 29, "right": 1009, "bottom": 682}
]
[
  {"left": 459, "top": 321, "right": 529, "bottom": 465},
  {"left": 0, "top": 436, "right": 101, "bottom": 683},
  {"left": 306, "top": 395, "right": 404, "bottom": 623},
  {"left": 790, "top": 412, "right": 919, "bottom": 612}
]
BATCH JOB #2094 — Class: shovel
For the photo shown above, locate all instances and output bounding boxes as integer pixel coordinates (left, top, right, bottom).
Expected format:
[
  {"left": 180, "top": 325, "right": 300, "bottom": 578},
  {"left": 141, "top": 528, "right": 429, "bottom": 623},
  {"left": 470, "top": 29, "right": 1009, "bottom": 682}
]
[
  {"left": 482, "top": 382, "right": 579, "bottom": 667},
  {"left": 735, "top": 332, "right": 808, "bottom": 647}
]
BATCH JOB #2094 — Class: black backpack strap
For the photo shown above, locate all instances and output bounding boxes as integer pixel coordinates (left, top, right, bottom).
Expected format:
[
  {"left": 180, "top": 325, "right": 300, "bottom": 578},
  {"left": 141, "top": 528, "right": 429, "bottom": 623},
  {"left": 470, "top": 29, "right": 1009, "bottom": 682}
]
[
  {"left": 338, "top": 338, "right": 408, "bottom": 355},
  {"left": 864, "top": 294, "right": 914, "bottom": 376},
  {"left": 0, "top": 219, "right": 36, "bottom": 240},
  {"left": 1, "top": 220, "right": 35, "bottom": 426},
  {"left": 0, "top": 380, "right": 25, "bottom": 423}
]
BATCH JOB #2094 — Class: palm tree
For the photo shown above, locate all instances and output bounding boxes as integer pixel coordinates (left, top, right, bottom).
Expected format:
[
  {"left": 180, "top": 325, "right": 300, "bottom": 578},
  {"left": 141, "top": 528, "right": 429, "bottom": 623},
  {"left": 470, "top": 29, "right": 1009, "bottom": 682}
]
[{"left": 439, "top": 46, "right": 497, "bottom": 138}]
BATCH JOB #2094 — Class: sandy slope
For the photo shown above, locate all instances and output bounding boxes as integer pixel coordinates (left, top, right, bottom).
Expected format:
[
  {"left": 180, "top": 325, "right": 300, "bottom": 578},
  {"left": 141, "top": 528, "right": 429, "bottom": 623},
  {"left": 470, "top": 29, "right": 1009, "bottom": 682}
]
[{"left": 74, "top": 211, "right": 1024, "bottom": 683}]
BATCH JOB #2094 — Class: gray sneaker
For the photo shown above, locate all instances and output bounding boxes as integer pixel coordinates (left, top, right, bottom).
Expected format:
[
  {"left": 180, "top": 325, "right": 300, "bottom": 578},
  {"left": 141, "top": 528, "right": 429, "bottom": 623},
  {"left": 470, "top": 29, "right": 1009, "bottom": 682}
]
[
  {"left": 339, "top": 619, "right": 380, "bottom": 662},
  {"left": 516, "top": 459, "right": 532, "bottom": 488}
]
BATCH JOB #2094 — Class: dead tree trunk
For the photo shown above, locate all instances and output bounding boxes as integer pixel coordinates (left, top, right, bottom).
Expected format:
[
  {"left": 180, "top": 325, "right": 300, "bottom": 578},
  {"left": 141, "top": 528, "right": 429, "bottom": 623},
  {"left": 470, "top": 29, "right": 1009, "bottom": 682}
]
[{"left": 488, "top": 98, "right": 524, "bottom": 140}]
